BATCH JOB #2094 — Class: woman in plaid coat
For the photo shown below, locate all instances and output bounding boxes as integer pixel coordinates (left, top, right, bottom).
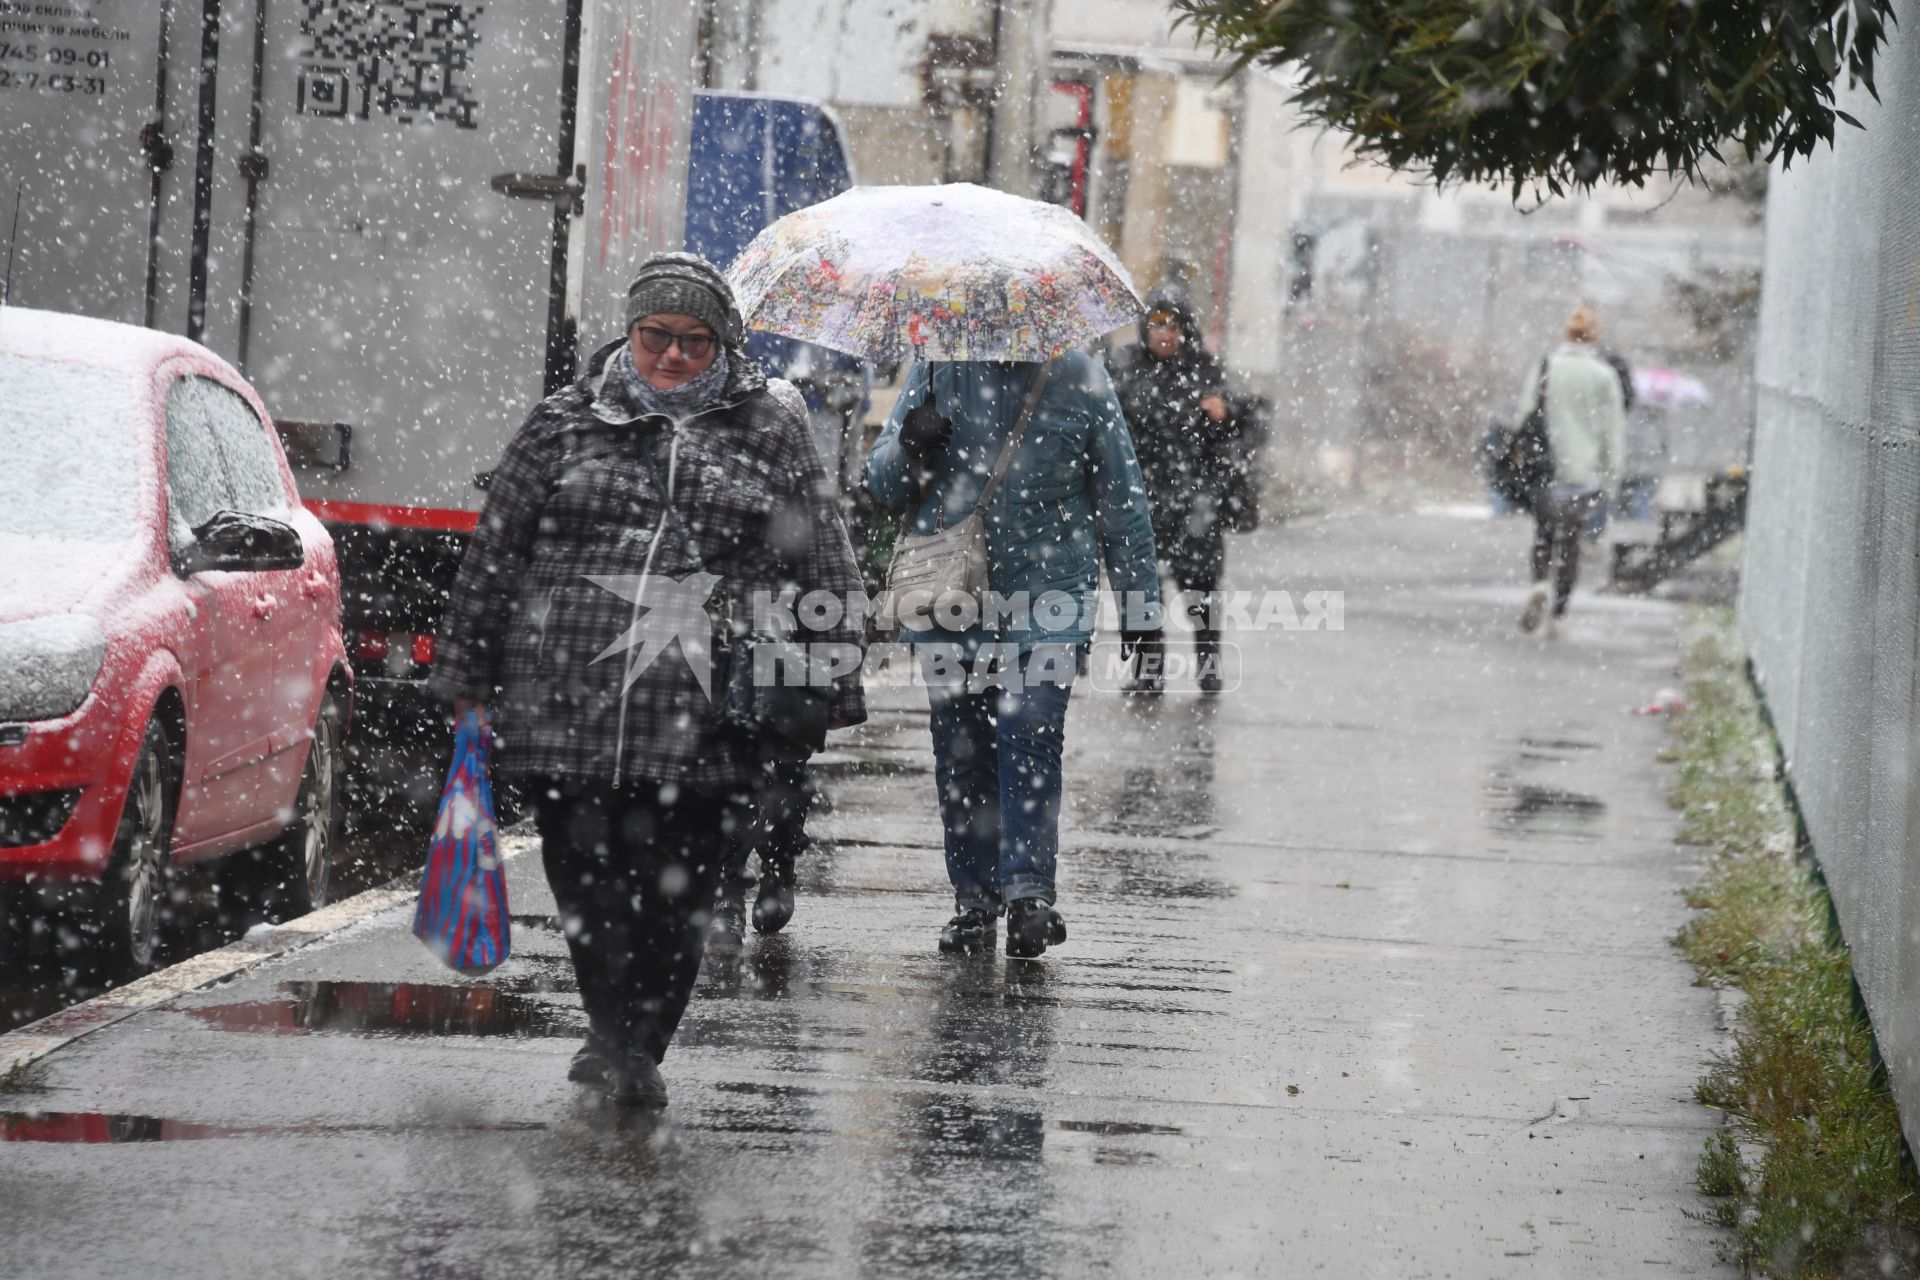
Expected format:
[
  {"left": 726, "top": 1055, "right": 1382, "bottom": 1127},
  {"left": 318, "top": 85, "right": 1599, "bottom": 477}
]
[{"left": 429, "top": 254, "right": 866, "bottom": 1107}]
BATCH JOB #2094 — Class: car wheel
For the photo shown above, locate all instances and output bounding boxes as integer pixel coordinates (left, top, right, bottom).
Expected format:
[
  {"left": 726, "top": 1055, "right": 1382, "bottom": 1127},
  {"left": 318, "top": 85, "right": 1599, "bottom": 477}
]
[
  {"left": 92, "top": 720, "right": 178, "bottom": 974},
  {"left": 261, "top": 693, "right": 344, "bottom": 921}
]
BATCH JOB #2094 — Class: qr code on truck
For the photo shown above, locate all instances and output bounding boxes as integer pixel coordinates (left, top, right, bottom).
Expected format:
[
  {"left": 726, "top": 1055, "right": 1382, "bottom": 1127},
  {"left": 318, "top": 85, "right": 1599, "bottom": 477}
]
[{"left": 296, "top": 0, "right": 483, "bottom": 128}]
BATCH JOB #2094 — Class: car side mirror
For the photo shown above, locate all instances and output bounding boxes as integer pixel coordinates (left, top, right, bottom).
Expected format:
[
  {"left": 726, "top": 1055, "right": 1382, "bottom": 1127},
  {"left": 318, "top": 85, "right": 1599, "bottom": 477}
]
[{"left": 176, "top": 510, "right": 305, "bottom": 576}]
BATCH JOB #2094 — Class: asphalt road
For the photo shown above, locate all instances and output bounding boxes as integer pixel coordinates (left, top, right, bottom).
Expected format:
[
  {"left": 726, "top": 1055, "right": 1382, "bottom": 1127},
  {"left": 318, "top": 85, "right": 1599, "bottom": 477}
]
[{"left": 0, "top": 508, "right": 1736, "bottom": 1278}]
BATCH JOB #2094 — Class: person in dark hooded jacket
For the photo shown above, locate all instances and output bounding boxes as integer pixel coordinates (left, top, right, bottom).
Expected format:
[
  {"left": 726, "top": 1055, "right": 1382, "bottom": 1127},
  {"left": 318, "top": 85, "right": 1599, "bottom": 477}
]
[
  {"left": 429, "top": 253, "right": 866, "bottom": 1107},
  {"left": 1110, "top": 286, "right": 1235, "bottom": 693}
]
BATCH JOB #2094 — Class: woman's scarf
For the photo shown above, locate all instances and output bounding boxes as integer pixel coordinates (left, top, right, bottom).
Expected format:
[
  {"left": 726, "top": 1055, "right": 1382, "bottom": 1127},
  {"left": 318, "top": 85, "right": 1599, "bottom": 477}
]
[{"left": 612, "top": 340, "right": 732, "bottom": 423}]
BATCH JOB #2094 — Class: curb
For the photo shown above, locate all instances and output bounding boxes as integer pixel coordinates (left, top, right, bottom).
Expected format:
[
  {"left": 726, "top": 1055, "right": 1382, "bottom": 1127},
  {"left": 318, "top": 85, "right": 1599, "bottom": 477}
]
[{"left": 0, "top": 884, "right": 415, "bottom": 1072}]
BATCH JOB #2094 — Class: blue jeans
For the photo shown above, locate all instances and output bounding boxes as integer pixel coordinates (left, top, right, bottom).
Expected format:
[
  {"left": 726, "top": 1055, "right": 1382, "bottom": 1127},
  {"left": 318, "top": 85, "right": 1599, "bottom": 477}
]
[{"left": 922, "top": 644, "right": 1080, "bottom": 913}]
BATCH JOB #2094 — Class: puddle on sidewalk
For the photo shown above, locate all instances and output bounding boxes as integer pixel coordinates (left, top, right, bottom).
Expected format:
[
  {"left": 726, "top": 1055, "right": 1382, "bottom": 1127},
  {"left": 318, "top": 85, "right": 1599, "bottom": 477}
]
[
  {"left": 1517, "top": 737, "right": 1601, "bottom": 755},
  {"left": 1071, "top": 847, "right": 1236, "bottom": 901},
  {"left": 1484, "top": 780, "right": 1607, "bottom": 825},
  {"left": 0, "top": 1110, "right": 547, "bottom": 1144},
  {"left": 184, "top": 980, "right": 582, "bottom": 1039},
  {"left": 1052, "top": 1119, "right": 1184, "bottom": 1136},
  {"left": 1484, "top": 734, "right": 1608, "bottom": 838}
]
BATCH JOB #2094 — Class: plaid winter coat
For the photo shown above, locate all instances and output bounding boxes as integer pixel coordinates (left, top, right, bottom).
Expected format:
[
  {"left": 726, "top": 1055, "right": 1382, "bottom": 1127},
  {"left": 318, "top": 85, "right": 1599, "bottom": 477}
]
[{"left": 427, "top": 339, "right": 867, "bottom": 791}]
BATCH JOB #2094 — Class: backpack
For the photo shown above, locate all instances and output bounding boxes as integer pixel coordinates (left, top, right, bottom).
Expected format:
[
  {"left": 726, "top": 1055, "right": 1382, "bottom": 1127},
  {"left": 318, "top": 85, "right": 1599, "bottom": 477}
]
[
  {"left": 1218, "top": 392, "right": 1268, "bottom": 534},
  {"left": 1488, "top": 358, "right": 1554, "bottom": 510}
]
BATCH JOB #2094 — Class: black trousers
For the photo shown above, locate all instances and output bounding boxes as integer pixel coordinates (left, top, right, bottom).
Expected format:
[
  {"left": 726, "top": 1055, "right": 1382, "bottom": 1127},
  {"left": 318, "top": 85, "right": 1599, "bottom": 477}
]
[
  {"left": 533, "top": 778, "right": 739, "bottom": 1064},
  {"left": 1529, "top": 489, "right": 1600, "bottom": 618},
  {"left": 1160, "top": 529, "right": 1225, "bottom": 667}
]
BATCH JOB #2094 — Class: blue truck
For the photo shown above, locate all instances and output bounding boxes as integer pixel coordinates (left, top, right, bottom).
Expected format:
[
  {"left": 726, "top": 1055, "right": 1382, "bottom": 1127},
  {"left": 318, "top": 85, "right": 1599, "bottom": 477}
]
[{"left": 685, "top": 90, "right": 869, "bottom": 497}]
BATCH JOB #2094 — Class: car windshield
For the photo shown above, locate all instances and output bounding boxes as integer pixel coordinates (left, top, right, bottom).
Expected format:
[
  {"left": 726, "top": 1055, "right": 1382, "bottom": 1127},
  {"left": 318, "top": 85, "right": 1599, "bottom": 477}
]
[{"left": 0, "top": 355, "right": 143, "bottom": 540}]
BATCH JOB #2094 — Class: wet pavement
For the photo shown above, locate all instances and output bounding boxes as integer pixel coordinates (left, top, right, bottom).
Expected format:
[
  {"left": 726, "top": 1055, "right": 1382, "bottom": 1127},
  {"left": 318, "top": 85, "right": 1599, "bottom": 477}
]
[
  {"left": 0, "top": 814, "right": 433, "bottom": 1035},
  {"left": 0, "top": 509, "right": 1734, "bottom": 1278}
]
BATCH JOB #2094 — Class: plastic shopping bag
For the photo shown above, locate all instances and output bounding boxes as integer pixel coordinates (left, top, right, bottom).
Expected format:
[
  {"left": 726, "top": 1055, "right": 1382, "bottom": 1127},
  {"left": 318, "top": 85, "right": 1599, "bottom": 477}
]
[{"left": 412, "top": 709, "right": 510, "bottom": 974}]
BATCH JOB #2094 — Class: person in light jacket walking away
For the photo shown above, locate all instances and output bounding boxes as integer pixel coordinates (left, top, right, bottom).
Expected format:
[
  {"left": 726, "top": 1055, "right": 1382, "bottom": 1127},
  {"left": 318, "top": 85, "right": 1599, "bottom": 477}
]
[
  {"left": 867, "top": 355, "right": 1160, "bottom": 958},
  {"left": 429, "top": 253, "right": 866, "bottom": 1107},
  {"left": 1517, "top": 306, "right": 1627, "bottom": 638}
]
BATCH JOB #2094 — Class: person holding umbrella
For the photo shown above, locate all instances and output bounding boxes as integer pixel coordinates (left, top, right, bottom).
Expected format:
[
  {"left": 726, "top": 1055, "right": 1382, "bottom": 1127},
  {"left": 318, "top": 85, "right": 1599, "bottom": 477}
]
[
  {"left": 868, "top": 355, "right": 1160, "bottom": 956},
  {"left": 724, "top": 183, "right": 1161, "bottom": 958}
]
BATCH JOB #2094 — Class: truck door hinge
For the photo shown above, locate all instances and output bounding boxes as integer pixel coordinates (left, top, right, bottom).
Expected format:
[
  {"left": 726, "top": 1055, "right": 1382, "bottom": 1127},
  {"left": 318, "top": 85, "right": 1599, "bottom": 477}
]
[
  {"left": 140, "top": 123, "right": 175, "bottom": 173},
  {"left": 490, "top": 164, "right": 586, "bottom": 215}
]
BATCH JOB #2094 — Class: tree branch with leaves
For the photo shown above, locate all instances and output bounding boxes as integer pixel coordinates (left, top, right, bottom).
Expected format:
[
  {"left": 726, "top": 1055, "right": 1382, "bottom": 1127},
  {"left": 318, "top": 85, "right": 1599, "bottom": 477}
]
[{"left": 1170, "top": 0, "right": 1894, "bottom": 198}]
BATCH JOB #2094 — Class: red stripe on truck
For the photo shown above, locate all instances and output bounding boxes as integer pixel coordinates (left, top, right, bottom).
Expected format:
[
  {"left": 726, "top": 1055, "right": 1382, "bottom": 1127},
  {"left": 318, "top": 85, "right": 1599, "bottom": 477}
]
[{"left": 304, "top": 499, "right": 480, "bottom": 533}]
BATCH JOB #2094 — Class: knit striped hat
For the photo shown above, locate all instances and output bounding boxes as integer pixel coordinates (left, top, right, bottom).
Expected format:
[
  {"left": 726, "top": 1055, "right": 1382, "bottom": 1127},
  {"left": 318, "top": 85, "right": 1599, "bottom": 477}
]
[{"left": 624, "top": 252, "right": 743, "bottom": 346}]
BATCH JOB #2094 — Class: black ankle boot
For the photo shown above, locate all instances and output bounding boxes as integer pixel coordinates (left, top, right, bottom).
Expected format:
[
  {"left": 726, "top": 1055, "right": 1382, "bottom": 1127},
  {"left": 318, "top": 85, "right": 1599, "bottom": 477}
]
[
  {"left": 707, "top": 893, "right": 747, "bottom": 960},
  {"left": 607, "top": 1052, "right": 668, "bottom": 1108},
  {"left": 753, "top": 855, "right": 796, "bottom": 934},
  {"left": 568, "top": 1035, "right": 610, "bottom": 1084},
  {"left": 938, "top": 907, "right": 997, "bottom": 954},
  {"left": 1196, "top": 635, "right": 1225, "bottom": 694},
  {"left": 1006, "top": 898, "right": 1066, "bottom": 958}
]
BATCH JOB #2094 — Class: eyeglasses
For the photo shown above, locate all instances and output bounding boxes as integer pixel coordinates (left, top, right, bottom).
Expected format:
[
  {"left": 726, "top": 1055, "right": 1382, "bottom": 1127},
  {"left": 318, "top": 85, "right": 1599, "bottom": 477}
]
[
  {"left": 632, "top": 325, "right": 716, "bottom": 360},
  {"left": 1145, "top": 310, "right": 1182, "bottom": 329}
]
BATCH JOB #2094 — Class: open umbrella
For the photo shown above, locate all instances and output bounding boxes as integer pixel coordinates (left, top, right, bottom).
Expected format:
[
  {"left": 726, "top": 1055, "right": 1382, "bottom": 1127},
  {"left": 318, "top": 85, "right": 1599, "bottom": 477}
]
[
  {"left": 1632, "top": 366, "right": 1712, "bottom": 409},
  {"left": 726, "top": 183, "right": 1143, "bottom": 363}
]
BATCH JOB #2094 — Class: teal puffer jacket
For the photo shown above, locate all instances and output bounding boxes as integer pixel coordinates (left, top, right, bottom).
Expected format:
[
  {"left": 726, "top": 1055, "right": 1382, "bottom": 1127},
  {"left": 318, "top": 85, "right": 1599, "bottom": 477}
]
[{"left": 866, "top": 353, "right": 1160, "bottom": 648}]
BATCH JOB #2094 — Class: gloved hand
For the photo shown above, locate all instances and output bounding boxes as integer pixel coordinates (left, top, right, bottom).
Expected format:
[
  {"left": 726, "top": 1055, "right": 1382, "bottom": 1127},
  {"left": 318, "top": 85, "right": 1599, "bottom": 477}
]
[{"left": 899, "top": 401, "right": 954, "bottom": 459}]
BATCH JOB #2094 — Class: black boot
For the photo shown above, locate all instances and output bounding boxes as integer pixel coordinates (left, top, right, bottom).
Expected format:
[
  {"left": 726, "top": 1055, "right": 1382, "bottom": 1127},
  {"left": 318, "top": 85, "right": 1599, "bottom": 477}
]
[
  {"left": 567, "top": 1034, "right": 610, "bottom": 1084},
  {"left": 1196, "top": 632, "right": 1225, "bottom": 695},
  {"left": 707, "top": 891, "right": 747, "bottom": 961},
  {"left": 1006, "top": 898, "right": 1067, "bottom": 958},
  {"left": 606, "top": 1052, "right": 668, "bottom": 1109},
  {"left": 752, "top": 853, "right": 796, "bottom": 934},
  {"left": 938, "top": 907, "right": 997, "bottom": 954}
]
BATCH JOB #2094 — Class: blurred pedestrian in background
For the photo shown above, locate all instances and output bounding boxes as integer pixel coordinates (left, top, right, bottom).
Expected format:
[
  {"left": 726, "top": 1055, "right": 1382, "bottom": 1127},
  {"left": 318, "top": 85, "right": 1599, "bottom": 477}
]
[
  {"left": 431, "top": 253, "right": 865, "bottom": 1107},
  {"left": 1516, "top": 305, "right": 1627, "bottom": 638},
  {"left": 1111, "top": 285, "right": 1235, "bottom": 693},
  {"left": 867, "top": 354, "right": 1160, "bottom": 958}
]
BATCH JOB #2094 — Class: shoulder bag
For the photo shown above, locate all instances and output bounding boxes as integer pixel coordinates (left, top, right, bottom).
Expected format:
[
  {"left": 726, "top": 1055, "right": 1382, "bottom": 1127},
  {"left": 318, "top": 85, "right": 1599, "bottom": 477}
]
[
  {"left": 1493, "top": 357, "right": 1555, "bottom": 512},
  {"left": 634, "top": 430, "right": 832, "bottom": 762},
  {"left": 880, "top": 361, "right": 1054, "bottom": 622}
]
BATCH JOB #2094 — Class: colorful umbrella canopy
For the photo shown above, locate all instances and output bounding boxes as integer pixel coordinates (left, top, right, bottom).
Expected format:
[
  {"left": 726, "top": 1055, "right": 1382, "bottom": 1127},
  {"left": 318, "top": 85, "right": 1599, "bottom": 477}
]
[
  {"left": 1632, "top": 366, "right": 1712, "bottom": 409},
  {"left": 726, "top": 183, "right": 1143, "bottom": 363}
]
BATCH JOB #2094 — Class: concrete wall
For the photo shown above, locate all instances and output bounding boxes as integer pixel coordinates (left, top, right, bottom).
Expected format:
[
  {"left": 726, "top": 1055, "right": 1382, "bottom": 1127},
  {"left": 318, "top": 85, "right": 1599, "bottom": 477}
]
[
  {"left": 1741, "top": 1, "right": 1920, "bottom": 1153},
  {"left": 1221, "top": 70, "right": 1293, "bottom": 383}
]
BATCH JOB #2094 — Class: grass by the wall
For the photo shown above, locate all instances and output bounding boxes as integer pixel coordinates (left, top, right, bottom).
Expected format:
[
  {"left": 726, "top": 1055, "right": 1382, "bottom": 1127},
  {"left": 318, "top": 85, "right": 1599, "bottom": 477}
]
[
  {"left": 0, "top": 1056, "right": 49, "bottom": 1095},
  {"left": 1671, "top": 610, "right": 1920, "bottom": 1277}
]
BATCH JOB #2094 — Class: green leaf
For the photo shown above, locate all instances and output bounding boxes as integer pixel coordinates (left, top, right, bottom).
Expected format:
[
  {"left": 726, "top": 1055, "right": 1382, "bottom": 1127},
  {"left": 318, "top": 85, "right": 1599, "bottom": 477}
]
[
  {"left": 1175, "top": 0, "right": 1895, "bottom": 201},
  {"left": 1814, "top": 28, "right": 1840, "bottom": 78}
]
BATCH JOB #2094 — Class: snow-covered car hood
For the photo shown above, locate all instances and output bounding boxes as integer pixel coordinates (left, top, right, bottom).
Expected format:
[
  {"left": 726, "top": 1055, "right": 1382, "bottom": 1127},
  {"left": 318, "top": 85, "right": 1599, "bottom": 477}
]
[{"left": 0, "top": 535, "right": 138, "bottom": 624}]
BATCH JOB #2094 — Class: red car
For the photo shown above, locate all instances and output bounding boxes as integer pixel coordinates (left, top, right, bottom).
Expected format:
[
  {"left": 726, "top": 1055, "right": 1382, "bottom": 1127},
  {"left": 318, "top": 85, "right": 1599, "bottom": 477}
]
[{"left": 0, "top": 309, "right": 350, "bottom": 973}]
